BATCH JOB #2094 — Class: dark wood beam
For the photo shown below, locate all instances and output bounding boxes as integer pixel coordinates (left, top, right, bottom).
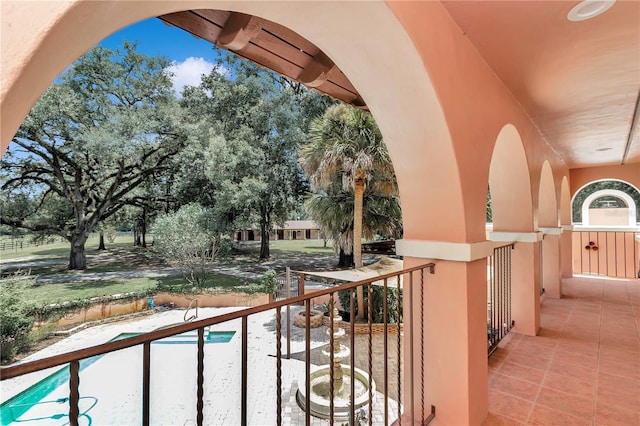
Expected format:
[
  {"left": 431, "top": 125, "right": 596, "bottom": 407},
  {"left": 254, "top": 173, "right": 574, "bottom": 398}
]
[
  {"left": 218, "top": 12, "right": 262, "bottom": 51},
  {"left": 299, "top": 52, "right": 336, "bottom": 88}
]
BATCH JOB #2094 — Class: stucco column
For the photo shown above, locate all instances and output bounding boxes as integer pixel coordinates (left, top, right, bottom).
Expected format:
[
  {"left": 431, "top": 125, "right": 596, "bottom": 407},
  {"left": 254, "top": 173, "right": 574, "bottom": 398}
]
[
  {"left": 540, "top": 228, "right": 563, "bottom": 298},
  {"left": 511, "top": 242, "right": 541, "bottom": 336},
  {"left": 560, "top": 226, "right": 573, "bottom": 278},
  {"left": 398, "top": 241, "right": 494, "bottom": 426}
]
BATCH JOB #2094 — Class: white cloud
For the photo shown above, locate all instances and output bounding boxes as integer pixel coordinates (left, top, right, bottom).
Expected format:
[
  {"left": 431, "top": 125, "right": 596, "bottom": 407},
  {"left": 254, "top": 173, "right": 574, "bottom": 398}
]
[{"left": 166, "top": 57, "right": 215, "bottom": 96}]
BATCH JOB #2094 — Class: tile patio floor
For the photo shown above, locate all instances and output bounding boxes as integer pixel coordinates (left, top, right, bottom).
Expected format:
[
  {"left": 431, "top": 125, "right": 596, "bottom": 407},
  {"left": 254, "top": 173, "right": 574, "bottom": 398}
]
[{"left": 484, "top": 276, "right": 640, "bottom": 426}]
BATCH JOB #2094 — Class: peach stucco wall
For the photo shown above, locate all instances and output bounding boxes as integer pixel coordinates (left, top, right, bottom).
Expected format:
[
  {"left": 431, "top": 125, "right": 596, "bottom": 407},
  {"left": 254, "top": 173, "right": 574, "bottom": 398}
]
[
  {"left": 570, "top": 164, "right": 640, "bottom": 198},
  {"left": 387, "top": 1, "right": 569, "bottom": 237},
  {"left": 1, "top": 0, "right": 571, "bottom": 244},
  {"left": 1, "top": 2, "right": 581, "bottom": 424}
]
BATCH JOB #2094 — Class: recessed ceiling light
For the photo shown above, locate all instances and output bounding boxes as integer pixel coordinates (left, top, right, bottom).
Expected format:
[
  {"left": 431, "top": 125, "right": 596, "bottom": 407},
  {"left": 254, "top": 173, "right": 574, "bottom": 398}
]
[
  {"left": 568, "top": 0, "right": 616, "bottom": 22},
  {"left": 595, "top": 147, "right": 612, "bottom": 151}
]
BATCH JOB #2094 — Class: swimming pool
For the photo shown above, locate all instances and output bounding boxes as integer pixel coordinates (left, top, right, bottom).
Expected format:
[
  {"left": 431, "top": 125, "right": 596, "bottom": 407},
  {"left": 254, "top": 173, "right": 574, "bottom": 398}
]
[{"left": 0, "top": 330, "right": 236, "bottom": 425}]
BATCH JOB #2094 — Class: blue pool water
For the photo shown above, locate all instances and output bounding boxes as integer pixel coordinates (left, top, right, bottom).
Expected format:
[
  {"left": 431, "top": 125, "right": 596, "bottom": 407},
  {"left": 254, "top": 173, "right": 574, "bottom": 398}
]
[{"left": 0, "top": 330, "right": 235, "bottom": 425}]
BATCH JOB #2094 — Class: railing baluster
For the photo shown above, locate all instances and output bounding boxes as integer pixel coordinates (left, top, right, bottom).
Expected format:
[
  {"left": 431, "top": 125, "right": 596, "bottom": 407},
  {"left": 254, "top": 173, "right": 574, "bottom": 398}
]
[
  {"left": 197, "top": 328, "right": 204, "bottom": 426},
  {"left": 241, "top": 316, "right": 248, "bottom": 426},
  {"left": 397, "top": 276, "right": 402, "bottom": 424},
  {"left": 69, "top": 360, "right": 79, "bottom": 426},
  {"left": 383, "top": 278, "right": 389, "bottom": 426},
  {"left": 420, "top": 269, "right": 425, "bottom": 423},
  {"left": 305, "top": 300, "right": 311, "bottom": 426},
  {"left": 368, "top": 284, "right": 374, "bottom": 426},
  {"left": 350, "top": 288, "right": 356, "bottom": 425},
  {"left": 408, "top": 269, "right": 415, "bottom": 424},
  {"left": 276, "top": 306, "right": 282, "bottom": 426},
  {"left": 329, "top": 293, "right": 335, "bottom": 425},
  {"left": 142, "top": 342, "right": 150, "bottom": 426},
  {"left": 488, "top": 244, "right": 515, "bottom": 355}
]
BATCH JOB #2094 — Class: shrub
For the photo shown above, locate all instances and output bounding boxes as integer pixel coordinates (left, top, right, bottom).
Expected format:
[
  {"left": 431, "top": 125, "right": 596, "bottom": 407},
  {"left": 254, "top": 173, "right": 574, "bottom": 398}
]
[
  {"left": 152, "top": 204, "right": 226, "bottom": 286},
  {"left": 338, "top": 284, "right": 402, "bottom": 324},
  {"left": 0, "top": 273, "right": 36, "bottom": 361},
  {"left": 259, "top": 269, "right": 278, "bottom": 295}
]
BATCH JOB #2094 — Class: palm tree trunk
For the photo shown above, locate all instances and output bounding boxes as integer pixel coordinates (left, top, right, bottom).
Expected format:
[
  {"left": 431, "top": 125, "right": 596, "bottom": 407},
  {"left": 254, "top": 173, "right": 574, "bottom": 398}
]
[{"left": 354, "top": 176, "right": 365, "bottom": 320}]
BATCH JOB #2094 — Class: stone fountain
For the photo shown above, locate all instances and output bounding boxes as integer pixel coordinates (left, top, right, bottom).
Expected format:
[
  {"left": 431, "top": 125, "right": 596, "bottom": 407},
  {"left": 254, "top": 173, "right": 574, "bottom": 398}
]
[{"left": 296, "top": 305, "right": 375, "bottom": 421}]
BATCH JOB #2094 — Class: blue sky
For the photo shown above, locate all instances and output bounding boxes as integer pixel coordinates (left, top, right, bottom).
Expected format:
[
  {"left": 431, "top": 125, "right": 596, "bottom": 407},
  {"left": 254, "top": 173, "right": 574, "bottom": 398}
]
[{"left": 99, "top": 17, "right": 222, "bottom": 95}]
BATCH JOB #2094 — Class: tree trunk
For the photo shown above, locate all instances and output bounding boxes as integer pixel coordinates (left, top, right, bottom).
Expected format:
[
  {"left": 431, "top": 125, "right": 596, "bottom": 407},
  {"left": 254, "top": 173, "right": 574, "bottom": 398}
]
[
  {"left": 338, "top": 249, "right": 354, "bottom": 267},
  {"left": 68, "top": 232, "right": 88, "bottom": 270},
  {"left": 354, "top": 176, "right": 366, "bottom": 320},
  {"left": 98, "top": 232, "right": 106, "bottom": 250},
  {"left": 141, "top": 207, "right": 147, "bottom": 248},
  {"left": 259, "top": 206, "right": 270, "bottom": 260}
]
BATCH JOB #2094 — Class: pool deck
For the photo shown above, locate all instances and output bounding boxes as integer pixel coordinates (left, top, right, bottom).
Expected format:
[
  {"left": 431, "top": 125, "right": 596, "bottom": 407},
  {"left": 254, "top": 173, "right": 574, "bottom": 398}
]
[{"left": 1, "top": 306, "right": 400, "bottom": 425}]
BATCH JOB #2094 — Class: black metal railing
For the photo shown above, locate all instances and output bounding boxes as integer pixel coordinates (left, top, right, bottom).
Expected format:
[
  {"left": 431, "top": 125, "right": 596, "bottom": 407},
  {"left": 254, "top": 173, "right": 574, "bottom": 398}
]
[
  {"left": 1, "top": 263, "right": 435, "bottom": 426},
  {"left": 487, "top": 244, "right": 515, "bottom": 355}
]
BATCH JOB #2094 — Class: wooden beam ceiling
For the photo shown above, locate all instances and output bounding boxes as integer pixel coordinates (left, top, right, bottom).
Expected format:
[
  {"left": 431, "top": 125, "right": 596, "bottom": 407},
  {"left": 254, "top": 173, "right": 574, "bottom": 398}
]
[{"left": 160, "top": 10, "right": 366, "bottom": 108}]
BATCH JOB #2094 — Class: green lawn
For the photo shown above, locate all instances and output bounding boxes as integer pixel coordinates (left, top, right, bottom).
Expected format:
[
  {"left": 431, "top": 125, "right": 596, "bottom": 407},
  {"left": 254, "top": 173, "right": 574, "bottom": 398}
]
[
  {"left": 269, "top": 238, "right": 335, "bottom": 254},
  {"left": 27, "top": 277, "right": 160, "bottom": 306},
  {"left": 0, "top": 234, "right": 135, "bottom": 259},
  {"left": 3, "top": 236, "right": 335, "bottom": 307},
  {"left": 24, "top": 272, "right": 248, "bottom": 306}
]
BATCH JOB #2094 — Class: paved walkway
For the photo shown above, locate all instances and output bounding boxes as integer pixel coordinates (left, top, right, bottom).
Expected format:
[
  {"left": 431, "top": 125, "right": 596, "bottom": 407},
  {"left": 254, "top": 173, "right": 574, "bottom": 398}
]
[{"left": 1, "top": 305, "right": 402, "bottom": 425}]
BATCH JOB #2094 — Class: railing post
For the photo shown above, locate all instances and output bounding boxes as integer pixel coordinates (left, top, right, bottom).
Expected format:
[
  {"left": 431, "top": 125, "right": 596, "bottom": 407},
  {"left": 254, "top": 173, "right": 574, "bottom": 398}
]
[
  {"left": 276, "top": 306, "right": 283, "bottom": 426},
  {"left": 69, "top": 360, "right": 80, "bottom": 426},
  {"left": 241, "top": 316, "right": 248, "bottom": 426},
  {"left": 142, "top": 342, "right": 150, "bottom": 426},
  {"left": 298, "top": 273, "right": 305, "bottom": 306},
  {"left": 197, "top": 328, "right": 205, "bottom": 426}
]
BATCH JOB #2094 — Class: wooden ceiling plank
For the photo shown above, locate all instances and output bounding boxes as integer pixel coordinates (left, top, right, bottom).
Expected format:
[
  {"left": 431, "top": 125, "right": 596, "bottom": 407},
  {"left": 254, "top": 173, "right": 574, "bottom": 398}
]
[
  {"left": 233, "top": 42, "right": 304, "bottom": 80},
  {"left": 160, "top": 12, "right": 223, "bottom": 44},
  {"left": 259, "top": 23, "right": 321, "bottom": 57},
  {"left": 251, "top": 30, "right": 314, "bottom": 68},
  {"left": 218, "top": 12, "right": 262, "bottom": 51},
  {"left": 191, "top": 9, "right": 230, "bottom": 26}
]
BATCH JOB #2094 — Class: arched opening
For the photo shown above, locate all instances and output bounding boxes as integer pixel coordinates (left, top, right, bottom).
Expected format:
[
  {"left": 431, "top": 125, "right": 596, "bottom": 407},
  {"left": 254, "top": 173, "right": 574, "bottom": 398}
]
[
  {"left": 538, "top": 161, "right": 558, "bottom": 228},
  {"left": 488, "top": 124, "right": 534, "bottom": 232},
  {"left": 1, "top": 3, "right": 470, "bottom": 424},
  {"left": 571, "top": 179, "right": 640, "bottom": 225},
  {"left": 560, "top": 177, "right": 572, "bottom": 226},
  {"left": 581, "top": 189, "right": 636, "bottom": 227}
]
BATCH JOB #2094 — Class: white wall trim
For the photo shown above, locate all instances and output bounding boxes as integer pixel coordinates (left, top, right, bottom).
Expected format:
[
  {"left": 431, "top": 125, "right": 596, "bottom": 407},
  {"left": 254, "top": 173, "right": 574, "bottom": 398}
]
[
  {"left": 396, "top": 239, "right": 513, "bottom": 262},
  {"left": 573, "top": 225, "right": 640, "bottom": 232},
  {"left": 488, "top": 231, "right": 543, "bottom": 243},
  {"left": 581, "top": 189, "right": 636, "bottom": 227},
  {"left": 539, "top": 227, "right": 563, "bottom": 235}
]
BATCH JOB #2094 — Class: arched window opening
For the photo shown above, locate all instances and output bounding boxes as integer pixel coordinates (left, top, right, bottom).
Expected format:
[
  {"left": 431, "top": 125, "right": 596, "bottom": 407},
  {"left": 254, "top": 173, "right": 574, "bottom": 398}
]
[{"left": 572, "top": 180, "right": 640, "bottom": 225}]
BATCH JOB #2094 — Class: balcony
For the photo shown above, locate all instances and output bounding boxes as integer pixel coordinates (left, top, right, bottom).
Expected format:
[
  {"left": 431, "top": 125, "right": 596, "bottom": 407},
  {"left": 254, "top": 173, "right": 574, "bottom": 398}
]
[
  {"left": 486, "top": 275, "right": 640, "bottom": 425},
  {"left": 0, "top": 264, "right": 435, "bottom": 426}
]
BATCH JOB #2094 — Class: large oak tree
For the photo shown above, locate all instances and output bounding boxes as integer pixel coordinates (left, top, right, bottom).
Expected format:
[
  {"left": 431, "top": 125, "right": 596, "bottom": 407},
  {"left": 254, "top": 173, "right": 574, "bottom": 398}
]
[{"left": 0, "top": 42, "right": 187, "bottom": 269}]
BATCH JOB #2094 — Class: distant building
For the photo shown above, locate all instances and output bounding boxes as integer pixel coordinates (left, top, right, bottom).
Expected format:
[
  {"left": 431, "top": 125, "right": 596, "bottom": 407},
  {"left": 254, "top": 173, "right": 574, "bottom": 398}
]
[{"left": 235, "top": 220, "right": 320, "bottom": 241}]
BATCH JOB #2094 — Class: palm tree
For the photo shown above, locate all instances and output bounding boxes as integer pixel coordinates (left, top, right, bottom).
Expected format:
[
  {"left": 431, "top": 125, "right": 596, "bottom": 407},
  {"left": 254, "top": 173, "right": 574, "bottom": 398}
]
[{"left": 302, "top": 104, "right": 399, "bottom": 320}]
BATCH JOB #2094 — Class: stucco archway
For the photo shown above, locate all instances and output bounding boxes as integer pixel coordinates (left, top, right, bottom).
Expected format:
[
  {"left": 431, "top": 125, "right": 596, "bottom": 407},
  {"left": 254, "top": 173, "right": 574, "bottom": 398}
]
[
  {"left": 488, "top": 124, "right": 534, "bottom": 232},
  {"left": 538, "top": 161, "right": 561, "bottom": 297},
  {"left": 1, "top": 1, "right": 469, "bottom": 240}
]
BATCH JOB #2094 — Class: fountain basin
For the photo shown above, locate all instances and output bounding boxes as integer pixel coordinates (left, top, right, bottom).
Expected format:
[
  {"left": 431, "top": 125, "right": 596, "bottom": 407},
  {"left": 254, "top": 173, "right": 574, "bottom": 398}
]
[{"left": 296, "top": 364, "right": 376, "bottom": 421}]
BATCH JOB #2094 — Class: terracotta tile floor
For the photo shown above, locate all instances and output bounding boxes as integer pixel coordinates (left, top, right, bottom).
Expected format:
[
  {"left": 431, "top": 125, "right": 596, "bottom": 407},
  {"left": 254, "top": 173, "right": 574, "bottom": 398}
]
[{"left": 485, "top": 276, "right": 640, "bottom": 426}]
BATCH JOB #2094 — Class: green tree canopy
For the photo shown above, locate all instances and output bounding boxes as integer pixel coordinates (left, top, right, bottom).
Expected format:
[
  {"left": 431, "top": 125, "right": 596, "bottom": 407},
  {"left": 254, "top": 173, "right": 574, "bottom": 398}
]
[
  {"left": 301, "top": 104, "right": 401, "bottom": 320},
  {"left": 0, "top": 42, "right": 187, "bottom": 269},
  {"left": 177, "top": 54, "right": 331, "bottom": 259}
]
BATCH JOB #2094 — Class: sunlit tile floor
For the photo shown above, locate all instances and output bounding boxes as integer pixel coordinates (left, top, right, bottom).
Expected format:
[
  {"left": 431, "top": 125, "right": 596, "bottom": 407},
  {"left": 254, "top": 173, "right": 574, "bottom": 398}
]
[{"left": 485, "top": 276, "right": 640, "bottom": 426}]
